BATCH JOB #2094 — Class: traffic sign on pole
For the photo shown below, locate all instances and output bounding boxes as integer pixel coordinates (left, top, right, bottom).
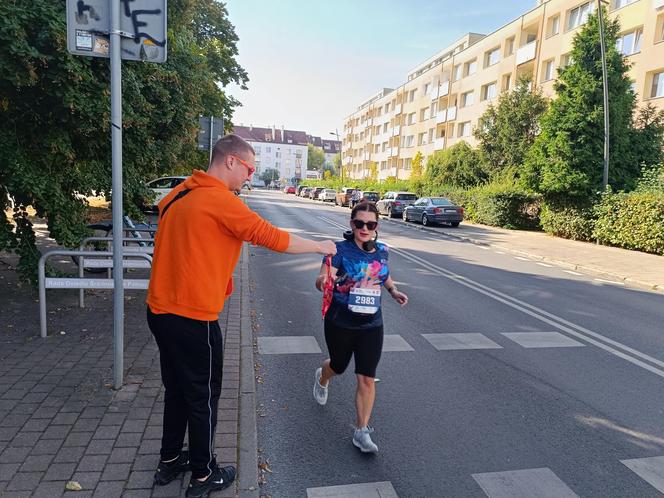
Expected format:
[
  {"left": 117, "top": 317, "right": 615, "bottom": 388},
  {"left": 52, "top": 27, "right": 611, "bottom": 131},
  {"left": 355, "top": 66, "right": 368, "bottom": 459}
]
[
  {"left": 198, "top": 116, "right": 225, "bottom": 164},
  {"left": 66, "top": 0, "right": 167, "bottom": 62}
]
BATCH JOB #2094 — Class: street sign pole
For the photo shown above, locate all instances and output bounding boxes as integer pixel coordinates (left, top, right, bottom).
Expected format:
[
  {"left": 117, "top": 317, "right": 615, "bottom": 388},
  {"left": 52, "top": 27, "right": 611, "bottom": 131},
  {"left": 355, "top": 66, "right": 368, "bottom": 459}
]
[
  {"left": 110, "top": 0, "right": 124, "bottom": 390},
  {"left": 209, "top": 116, "right": 214, "bottom": 165}
]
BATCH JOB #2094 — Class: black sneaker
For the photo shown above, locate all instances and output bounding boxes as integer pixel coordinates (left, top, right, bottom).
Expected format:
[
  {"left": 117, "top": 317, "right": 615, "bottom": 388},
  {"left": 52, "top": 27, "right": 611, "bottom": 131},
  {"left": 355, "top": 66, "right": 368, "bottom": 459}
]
[
  {"left": 185, "top": 465, "right": 236, "bottom": 498},
  {"left": 153, "top": 450, "right": 190, "bottom": 486}
]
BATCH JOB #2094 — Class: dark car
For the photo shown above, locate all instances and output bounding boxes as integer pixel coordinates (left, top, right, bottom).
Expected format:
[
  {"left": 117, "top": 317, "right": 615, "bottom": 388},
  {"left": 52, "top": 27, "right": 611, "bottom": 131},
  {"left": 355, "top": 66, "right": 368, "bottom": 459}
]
[
  {"left": 360, "top": 191, "right": 380, "bottom": 203},
  {"left": 376, "top": 191, "right": 418, "bottom": 218},
  {"left": 310, "top": 187, "right": 324, "bottom": 199},
  {"left": 403, "top": 197, "right": 464, "bottom": 227}
]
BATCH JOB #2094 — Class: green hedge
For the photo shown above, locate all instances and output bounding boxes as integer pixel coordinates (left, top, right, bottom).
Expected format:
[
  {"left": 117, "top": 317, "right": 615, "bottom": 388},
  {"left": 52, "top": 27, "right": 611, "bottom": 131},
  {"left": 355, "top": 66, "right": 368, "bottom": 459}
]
[
  {"left": 593, "top": 191, "right": 664, "bottom": 254},
  {"left": 540, "top": 203, "right": 595, "bottom": 241}
]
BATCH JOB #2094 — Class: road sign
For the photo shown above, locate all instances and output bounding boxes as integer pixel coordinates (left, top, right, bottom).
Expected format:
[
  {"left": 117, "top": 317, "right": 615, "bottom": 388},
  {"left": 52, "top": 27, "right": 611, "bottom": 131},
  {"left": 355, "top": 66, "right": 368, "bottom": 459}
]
[
  {"left": 66, "top": 0, "right": 167, "bottom": 62},
  {"left": 198, "top": 116, "right": 225, "bottom": 151}
]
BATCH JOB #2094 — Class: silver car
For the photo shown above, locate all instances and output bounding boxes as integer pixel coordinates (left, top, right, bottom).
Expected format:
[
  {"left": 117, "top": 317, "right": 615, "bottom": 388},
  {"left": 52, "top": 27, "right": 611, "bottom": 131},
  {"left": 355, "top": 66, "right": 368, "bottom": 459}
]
[{"left": 403, "top": 197, "right": 464, "bottom": 227}]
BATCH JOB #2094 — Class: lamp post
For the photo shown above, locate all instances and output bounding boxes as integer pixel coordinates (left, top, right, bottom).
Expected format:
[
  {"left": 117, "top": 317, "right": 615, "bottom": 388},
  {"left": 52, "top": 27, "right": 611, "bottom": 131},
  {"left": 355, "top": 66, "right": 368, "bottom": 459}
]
[
  {"left": 330, "top": 129, "right": 343, "bottom": 182},
  {"left": 598, "top": 0, "right": 610, "bottom": 191}
]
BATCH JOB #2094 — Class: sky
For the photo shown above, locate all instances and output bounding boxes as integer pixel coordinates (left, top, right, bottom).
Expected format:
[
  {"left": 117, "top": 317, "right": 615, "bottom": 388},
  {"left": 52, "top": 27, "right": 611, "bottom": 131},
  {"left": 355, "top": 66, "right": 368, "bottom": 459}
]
[{"left": 224, "top": 0, "right": 535, "bottom": 139}]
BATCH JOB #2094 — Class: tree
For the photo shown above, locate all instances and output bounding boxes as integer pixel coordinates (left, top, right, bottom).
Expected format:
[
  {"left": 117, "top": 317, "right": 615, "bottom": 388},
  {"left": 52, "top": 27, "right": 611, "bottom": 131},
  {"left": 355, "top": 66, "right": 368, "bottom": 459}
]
[
  {"left": 522, "top": 8, "right": 638, "bottom": 201},
  {"left": 0, "top": 0, "right": 248, "bottom": 280},
  {"left": 411, "top": 151, "right": 424, "bottom": 180},
  {"left": 260, "top": 168, "right": 280, "bottom": 185},
  {"left": 424, "top": 142, "right": 488, "bottom": 188},
  {"left": 307, "top": 144, "right": 325, "bottom": 171},
  {"left": 333, "top": 153, "right": 341, "bottom": 174},
  {"left": 474, "top": 75, "right": 548, "bottom": 177},
  {"left": 368, "top": 162, "right": 378, "bottom": 182},
  {"left": 630, "top": 104, "right": 664, "bottom": 170}
]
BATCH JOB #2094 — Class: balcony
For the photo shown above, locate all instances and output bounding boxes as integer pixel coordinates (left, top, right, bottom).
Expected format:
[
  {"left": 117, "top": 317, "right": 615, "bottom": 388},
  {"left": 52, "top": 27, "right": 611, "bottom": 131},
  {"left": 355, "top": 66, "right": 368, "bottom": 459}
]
[
  {"left": 447, "top": 106, "right": 457, "bottom": 121},
  {"left": 434, "top": 137, "right": 446, "bottom": 150},
  {"left": 393, "top": 125, "right": 401, "bottom": 136},
  {"left": 655, "top": 0, "right": 664, "bottom": 9},
  {"left": 516, "top": 41, "right": 537, "bottom": 65},
  {"left": 429, "top": 87, "right": 439, "bottom": 100},
  {"left": 439, "top": 80, "right": 450, "bottom": 97},
  {"left": 394, "top": 104, "right": 403, "bottom": 115},
  {"left": 389, "top": 148, "right": 398, "bottom": 157},
  {"left": 363, "top": 152, "right": 370, "bottom": 161},
  {"left": 436, "top": 110, "right": 447, "bottom": 124}
]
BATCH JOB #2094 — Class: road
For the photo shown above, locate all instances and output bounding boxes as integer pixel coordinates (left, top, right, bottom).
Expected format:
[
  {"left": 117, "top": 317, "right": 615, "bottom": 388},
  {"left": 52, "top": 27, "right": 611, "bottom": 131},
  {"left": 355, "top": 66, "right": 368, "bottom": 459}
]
[{"left": 246, "top": 189, "right": 664, "bottom": 498}]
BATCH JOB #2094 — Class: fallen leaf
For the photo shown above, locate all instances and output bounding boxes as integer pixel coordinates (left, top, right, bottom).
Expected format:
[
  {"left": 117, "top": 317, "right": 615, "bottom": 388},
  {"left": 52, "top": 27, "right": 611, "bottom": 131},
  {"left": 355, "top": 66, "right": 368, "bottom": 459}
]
[{"left": 65, "top": 481, "right": 82, "bottom": 491}]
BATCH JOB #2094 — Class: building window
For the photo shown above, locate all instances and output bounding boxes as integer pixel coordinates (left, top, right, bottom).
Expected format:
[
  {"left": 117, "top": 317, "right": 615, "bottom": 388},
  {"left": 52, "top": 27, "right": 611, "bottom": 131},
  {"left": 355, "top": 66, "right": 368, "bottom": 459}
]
[
  {"left": 407, "top": 112, "right": 416, "bottom": 125},
  {"left": 652, "top": 71, "right": 664, "bottom": 98},
  {"left": 505, "top": 37, "right": 515, "bottom": 57},
  {"left": 464, "top": 59, "right": 478, "bottom": 77},
  {"left": 385, "top": 102, "right": 391, "bottom": 113},
  {"left": 481, "top": 82, "right": 497, "bottom": 101},
  {"left": 568, "top": 2, "right": 593, "bottom": 30},
  {"left": 254, "top": 146, "right": 261, "bottom": 154},
  {"left": 560, "top": 53, "right": 573, "bottom": 68},
  {"left": 418, "top": 132, "right": 427, "bottom": 146},
  {"left": 431, "top": 101, "right": 438, "bottom": 115},
  {"left": 547, "top": 15, "right": 560, "bottom": 37},
  {"left": 616, "top": 28, "right": 643, "bottom": 56},
  {"left": 542, "top": 59, "right": 555, "bottom": 81},
  {"left": 502, "top": 73, "right": 512, "bottom": 91},
  {"left": 612, "top": 0, "right": 637, "bottom": 9},
  {"left": 485, "top": 47, "right": 500, "bottom": 67},
  {"left": 404, "top": 158, "right": 412, "bottom": 170},
  {"left": 429, "top": 128, "right": 435, "bottom": 143},
  {"left": 458, "top": 122, "right": 471, "bottom": 138},
  {"left": 409, "top": 89, "right": 417, "bottom": 102},
  {"left": 453, "top": 64, "right": 462, "bottom": 81},
  {"left": 461, "top": 91, "right": 475, "bottom": 107},
  {"left": 424, "top": 83, "right": 431, "bottom": 95},
  {"left": 405, "top": 135, "right": 414, "bottom": 147},
  {"left": 266, "top": 147, "right": 271, "bottom": 153}
]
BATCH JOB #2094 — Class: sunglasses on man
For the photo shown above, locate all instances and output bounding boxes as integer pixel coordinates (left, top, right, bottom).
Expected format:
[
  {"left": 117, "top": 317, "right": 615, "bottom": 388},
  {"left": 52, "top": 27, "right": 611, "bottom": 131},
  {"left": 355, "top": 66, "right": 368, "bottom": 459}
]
[
  {"left": 351, "top": 220, "right": 378, "bottom": 230},
  {"left": 230, "top": 155, "right": 255, "bottom": 176}
]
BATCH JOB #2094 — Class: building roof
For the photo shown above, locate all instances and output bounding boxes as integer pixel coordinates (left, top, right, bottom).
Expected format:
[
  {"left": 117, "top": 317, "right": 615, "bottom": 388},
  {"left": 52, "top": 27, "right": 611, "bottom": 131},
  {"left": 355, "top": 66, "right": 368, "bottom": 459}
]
[
  {"left": 232, "top": 125, "right": 309, "bottom": 146},
  {"left": 307, "top": 135, "right": 341, "bottom": 153}
]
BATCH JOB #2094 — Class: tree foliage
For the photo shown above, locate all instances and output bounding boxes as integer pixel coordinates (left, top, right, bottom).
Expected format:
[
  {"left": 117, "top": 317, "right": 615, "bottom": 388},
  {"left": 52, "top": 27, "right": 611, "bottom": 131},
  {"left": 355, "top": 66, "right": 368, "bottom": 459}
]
[
  {"left": 0, "top": 0, "right": 248, "bottom": 279},
  {"left": 411, "top": 151, "right": 424, "bottom": 180},
  {"left": 307, "top": 144, "right": 325, "bottom": 171},
  {"left": 424, "top": 141, "right": 488, "bottom": 188},
  {"left": 474, "top": 75, "right": 548, "bottom": 177},
  {"left": 522, "top": 8, "right": 639, "bottom": 201},
  {"left": 260, "top": 168, "right": 280, "bottom": 185}
]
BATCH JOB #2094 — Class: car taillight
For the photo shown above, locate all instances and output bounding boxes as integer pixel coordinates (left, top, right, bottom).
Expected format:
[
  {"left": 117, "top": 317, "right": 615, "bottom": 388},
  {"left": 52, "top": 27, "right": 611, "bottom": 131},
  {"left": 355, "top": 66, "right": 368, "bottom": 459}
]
[
  {"left": 457, "top": 207, "right": 464, "bottom": 214},
  {"left": 433, "top": 208, "right": 442, "bottom": 214},
  {"left": 393, "top": 201, "right": 401, "bottom": 206}
]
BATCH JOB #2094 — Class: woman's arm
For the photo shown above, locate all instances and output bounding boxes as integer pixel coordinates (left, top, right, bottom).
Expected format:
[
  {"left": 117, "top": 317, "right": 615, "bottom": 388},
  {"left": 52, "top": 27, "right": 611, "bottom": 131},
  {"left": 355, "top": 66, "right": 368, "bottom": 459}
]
[{"left": 384, "top": 276, "right": 408, "bottom": 306}]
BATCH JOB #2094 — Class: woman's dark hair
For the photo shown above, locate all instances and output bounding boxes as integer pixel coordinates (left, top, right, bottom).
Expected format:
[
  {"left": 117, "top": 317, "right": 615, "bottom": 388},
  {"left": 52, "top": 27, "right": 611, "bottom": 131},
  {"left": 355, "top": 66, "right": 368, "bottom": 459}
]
[{"left": 350, "top": 201, "right": 379, "bottom": 220}]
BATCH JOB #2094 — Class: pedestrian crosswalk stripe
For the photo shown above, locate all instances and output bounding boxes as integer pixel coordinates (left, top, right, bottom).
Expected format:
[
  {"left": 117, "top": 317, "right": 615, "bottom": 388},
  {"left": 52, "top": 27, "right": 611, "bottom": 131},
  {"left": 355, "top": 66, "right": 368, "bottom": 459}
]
[
  {"left": 621, "top": 455, "right": 664, "bottom": 494},
  {"left": 382, "top": 335, "right": 414, "bottom": 352},
  {"left": 472, "top": 467, "right": 579, "bottom": 498},
  {"left": 257, "top": 336, "right": 322, "bottom": 354},
  {"left": 501, "top": 332, "right": 585, "bottom": 348},
  {"left": 307, "top": 481, "right": 398, "bottom": 497},
  {"left": 422, "top": 333, "right": 503, "bottom": 350}
]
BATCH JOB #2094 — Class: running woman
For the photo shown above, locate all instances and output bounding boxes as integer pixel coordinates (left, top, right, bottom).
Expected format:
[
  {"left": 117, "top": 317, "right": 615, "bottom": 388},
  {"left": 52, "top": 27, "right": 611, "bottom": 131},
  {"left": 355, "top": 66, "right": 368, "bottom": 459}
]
[{"left": 314, "top": 201, "right": 408, "bottom": 453}]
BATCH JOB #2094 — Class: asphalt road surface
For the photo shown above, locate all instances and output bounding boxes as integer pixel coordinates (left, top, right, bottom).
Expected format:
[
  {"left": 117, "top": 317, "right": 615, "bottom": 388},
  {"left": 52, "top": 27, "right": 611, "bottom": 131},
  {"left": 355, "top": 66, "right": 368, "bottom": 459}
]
[{"left": 246, "top": 189, "right": 664, "bottom": 498}]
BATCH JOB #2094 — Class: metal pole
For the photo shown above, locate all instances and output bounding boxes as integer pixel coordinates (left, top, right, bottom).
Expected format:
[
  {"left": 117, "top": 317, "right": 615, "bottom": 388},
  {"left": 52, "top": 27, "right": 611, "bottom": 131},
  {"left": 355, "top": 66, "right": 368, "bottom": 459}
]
[
  {"left": 598, "top": 1, "right": 610, "bottom": 191},
  {"left": 209, "top": 116, "right": 214, "bottom": 165},
  {"left": 110, "top": 0, "right": 124, "bottom": 389}
]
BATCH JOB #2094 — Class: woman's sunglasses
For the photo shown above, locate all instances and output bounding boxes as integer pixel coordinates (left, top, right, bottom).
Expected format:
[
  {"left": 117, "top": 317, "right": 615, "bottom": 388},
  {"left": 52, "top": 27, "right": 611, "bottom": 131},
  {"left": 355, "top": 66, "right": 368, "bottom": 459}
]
[{"left": 352, "top": 220, "right": 378, "bottom": 230}]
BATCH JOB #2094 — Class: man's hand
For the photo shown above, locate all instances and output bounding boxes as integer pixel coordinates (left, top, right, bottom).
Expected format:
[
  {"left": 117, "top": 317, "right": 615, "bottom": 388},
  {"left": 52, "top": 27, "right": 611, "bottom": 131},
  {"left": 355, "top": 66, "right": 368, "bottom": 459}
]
[{"left": 318, "top": 240, "right": 337, "bottom": 256}]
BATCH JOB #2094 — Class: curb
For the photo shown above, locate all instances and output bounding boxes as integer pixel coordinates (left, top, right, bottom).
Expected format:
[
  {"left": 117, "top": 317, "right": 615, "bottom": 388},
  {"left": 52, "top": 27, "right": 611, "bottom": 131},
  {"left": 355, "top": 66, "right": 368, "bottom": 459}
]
[
  {"left": 237, "top": 243, "right": 260, "bottom": 498},
  {"left": 381, "top": 216, "right": 662, "bottom": 293}
]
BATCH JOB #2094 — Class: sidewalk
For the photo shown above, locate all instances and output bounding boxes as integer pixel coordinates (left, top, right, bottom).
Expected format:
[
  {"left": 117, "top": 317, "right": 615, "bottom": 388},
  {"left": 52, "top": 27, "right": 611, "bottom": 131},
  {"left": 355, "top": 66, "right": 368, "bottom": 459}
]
[
  {"left": 383, "top": 217, "right": 664, "bottom": 292},
  {"left": 0, "top": 240, "right": 258, "bottom": 497}
]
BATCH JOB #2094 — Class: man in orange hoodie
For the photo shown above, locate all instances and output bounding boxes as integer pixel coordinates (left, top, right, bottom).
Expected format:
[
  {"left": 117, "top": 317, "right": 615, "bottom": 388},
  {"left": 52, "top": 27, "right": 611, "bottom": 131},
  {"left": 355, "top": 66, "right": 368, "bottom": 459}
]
[{"left": 147, "top": 134, "right": 336, "bottom": 498}]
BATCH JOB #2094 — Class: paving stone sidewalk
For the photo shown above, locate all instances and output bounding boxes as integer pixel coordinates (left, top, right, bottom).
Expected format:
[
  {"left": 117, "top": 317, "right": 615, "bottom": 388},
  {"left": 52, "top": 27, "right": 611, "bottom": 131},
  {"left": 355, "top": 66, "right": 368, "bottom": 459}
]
[{"left": 0, "top": 243, "right": 251, "bottom": 497}]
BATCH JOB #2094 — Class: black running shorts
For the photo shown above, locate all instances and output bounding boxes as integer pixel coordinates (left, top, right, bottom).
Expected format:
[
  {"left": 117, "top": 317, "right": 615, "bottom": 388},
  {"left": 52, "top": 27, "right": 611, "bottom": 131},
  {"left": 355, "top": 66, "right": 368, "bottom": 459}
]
[{"left": 324, "top": 319, "right": 383, "bottom": 378}]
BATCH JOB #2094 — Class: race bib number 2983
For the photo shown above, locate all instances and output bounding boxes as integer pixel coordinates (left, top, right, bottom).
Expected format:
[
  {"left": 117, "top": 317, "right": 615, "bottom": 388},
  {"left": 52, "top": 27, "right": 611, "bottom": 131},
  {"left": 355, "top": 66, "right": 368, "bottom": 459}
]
[{"left": 348, "top": 287, "right": 381, "bottom": 315}]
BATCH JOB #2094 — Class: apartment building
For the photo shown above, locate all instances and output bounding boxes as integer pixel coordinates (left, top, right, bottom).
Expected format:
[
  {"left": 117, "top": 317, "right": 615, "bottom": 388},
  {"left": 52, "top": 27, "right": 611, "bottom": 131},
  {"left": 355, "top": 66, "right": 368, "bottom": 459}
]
[
  {"left": 233, "top": 125, "right": 309, "bottom": 182},
  {"left": 342, "top": 0, "right": 664, "bottom": 180}
]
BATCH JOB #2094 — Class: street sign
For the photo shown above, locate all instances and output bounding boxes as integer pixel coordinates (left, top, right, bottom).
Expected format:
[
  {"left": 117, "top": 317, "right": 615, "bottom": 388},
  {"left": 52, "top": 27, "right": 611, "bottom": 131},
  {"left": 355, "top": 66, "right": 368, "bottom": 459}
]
[
  {"left": 66, "top": 0, "right": 167, "bottom": 62},
  {"left": 198, "top": 116, "right": 225, "bottom": 151}
]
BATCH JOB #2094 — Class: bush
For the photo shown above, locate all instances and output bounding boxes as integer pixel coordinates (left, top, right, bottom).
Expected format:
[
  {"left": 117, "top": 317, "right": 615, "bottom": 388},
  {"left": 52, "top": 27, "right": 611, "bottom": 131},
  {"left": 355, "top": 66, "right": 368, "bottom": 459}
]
[
  {"left": 540, "top": 203, "right": 595, "bottom": 241},
  {"left": 593, "top": 191, "right": 664, "bottom": 254}
]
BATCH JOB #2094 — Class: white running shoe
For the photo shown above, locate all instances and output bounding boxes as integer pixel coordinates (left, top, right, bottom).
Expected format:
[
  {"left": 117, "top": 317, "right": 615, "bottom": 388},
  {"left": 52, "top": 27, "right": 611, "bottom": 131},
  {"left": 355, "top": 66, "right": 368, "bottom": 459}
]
[
  {"left": 353, "top": 426, "right": 378, "bottom": 453},
  {"left": 313, "top": 367, "right": 328, "bottom": 405}
]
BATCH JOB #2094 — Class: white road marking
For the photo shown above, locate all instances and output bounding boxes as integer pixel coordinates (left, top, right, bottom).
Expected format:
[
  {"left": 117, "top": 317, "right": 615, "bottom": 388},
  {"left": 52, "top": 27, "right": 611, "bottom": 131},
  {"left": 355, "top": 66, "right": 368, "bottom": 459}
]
[
  {"left": 515, "top": 257, "right": 531, "bottom": 261},
  {"left": 564, "top": 270, "right": 583, "bottom": 276},
  {"left": 472, "top": 468, "right": 579, "bottom": 498},
  {"left": 257, "top": 336, "right": 321, "bottom": 354},
  {"left": 536, "top": 262, "right": 553, "bottom": 268},
  {"left": 594, "top": 278, "right": 625, "bottom": 286},
  {"left": 422, "top": 333, "right": 503, "bottom": 351},
  {"left": 382, "top": 335, "right": 415, "bottom": 352},
  {"left": 501, "top": 332, "right": 585, "bottom": 348},
  {"left": 621, "top": 455, "right": 664, "bottom": 494},
  {"left": 307, "top": 481, "right": 398, "bottom": 497}
]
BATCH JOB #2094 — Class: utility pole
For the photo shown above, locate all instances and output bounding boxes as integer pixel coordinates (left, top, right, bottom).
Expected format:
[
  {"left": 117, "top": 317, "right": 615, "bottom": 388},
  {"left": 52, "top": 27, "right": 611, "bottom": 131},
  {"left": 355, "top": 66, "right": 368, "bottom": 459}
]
[
  {"left": 330, "top": 129, "right": 343, "bottom": 182},
  {"left": 598, "top": 0, "right": 610, "bottom": 191}
]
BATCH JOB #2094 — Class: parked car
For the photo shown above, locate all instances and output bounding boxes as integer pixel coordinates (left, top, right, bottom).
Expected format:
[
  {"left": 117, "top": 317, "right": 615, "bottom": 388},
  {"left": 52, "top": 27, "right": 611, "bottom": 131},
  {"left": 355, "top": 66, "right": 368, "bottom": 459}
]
[
  {"left": 284, "top": 185, "right": 296, "bottom": 194},
  {"left": 376, "top": 191, "right": 417, "bottom": 218},
  {"left": 359, "top": 191, "right": 380, "bottom": 203},
  {"left": 144, "top": 176, "right": 187, "bottom": 211},
  {"left": 296, "top": 185, "right": 307, "bottom": 196},
  {"left": 335, "top": 187, "right": 357, "bottom": 207},
  {"left": 319, "top": 189, "right": 337, "bottom": 202},
  {"left": 300, "top": 187, "right": 312, "bottom": 197},
  {"left": 403, "top": 197, "right": 464, "bottom": 227},
  {"left": 310, "top": 187, "right": 324, "bottom": 199}
]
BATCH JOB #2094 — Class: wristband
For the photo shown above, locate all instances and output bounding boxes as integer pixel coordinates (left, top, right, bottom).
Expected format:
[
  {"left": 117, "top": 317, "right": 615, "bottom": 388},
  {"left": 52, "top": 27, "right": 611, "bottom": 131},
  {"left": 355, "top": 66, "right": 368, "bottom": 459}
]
[{"left": 387, "top": 286, "right": 395, "bottom": 294}]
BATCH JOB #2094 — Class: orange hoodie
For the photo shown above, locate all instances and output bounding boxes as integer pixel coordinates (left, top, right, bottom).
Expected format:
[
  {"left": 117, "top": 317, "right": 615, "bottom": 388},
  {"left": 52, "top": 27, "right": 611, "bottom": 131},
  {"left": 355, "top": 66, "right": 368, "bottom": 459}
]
[{"left": 147, "top": 170, "right": 290, "bottom": 321}]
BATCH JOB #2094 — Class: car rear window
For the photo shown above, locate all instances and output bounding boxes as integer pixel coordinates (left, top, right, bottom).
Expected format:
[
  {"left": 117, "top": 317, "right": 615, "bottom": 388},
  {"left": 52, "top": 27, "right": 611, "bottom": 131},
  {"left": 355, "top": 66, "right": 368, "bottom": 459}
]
[
  {"left": 431, "top": 198, "right": 454, "bottom": 206},
  {"left": 396, "top": 194, "right": 417, "bottom": 200}
]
